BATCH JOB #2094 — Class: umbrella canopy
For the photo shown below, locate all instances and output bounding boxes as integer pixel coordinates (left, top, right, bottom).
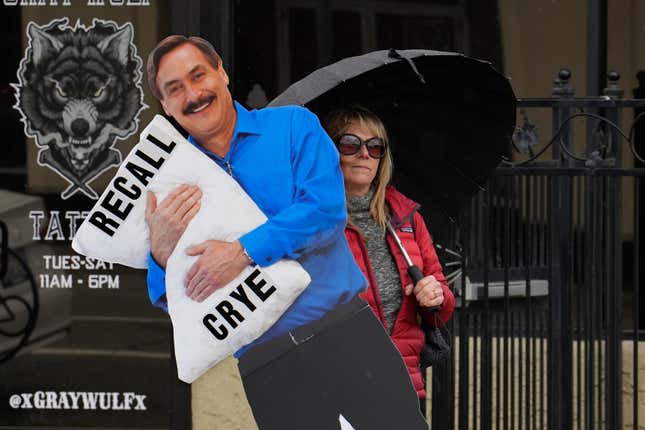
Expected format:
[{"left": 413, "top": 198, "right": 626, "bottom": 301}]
[{"left": 269, "top": 49, "right": 516, "bottom": 235}]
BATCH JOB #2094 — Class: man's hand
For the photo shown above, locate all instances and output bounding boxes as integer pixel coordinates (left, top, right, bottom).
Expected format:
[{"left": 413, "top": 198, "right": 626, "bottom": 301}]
[
  {"left": 145, "top": 184, "right": 202, "bottom": 269},
  {"left": 184, "top": 240, "right": 252, "bottom": 302},
  {"left": 404, "top": 275, "right": 444, "bottom": 308}
]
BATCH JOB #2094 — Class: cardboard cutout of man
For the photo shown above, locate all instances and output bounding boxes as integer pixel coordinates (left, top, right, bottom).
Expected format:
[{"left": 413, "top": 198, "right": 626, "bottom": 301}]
[{"left": 145, "top": 35, "right": 428, "bottom": 430}]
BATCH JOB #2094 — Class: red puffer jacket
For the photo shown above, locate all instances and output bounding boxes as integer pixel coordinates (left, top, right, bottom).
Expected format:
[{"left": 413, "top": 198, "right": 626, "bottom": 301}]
[{"left": 344, "top": 186, "right": 455, "bottom": 398}]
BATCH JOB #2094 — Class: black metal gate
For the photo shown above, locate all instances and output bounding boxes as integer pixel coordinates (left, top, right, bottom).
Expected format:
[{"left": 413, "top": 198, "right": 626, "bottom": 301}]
[{"left": 427, "top": 70, "right": 645, "bottom": 429}]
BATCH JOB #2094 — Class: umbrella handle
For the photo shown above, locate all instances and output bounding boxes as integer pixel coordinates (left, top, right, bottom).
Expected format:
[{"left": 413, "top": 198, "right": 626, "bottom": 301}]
[{"left": 407, "top": 265, "right": 439, "bottom": 313}]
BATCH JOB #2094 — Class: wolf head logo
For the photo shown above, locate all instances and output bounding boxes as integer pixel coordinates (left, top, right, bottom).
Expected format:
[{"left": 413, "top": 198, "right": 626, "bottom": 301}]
[{"left": 13, "top": 18, "right": 147, "bottom": 199}]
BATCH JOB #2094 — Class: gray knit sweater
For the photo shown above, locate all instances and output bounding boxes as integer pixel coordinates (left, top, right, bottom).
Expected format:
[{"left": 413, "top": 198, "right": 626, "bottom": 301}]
[{"left": 347, "top": 190, "right": 403, "bottom": 333}]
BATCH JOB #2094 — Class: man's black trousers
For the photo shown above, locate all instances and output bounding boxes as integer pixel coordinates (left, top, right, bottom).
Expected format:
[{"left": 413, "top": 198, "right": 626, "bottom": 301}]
[{"left": 238, "top": 296, "right": 428, "bottom": 430}]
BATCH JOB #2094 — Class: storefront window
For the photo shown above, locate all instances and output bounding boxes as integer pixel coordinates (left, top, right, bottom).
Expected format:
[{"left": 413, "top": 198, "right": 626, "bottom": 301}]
[{"left": 0, "top": 3, "right": 176, "bottom": 428}]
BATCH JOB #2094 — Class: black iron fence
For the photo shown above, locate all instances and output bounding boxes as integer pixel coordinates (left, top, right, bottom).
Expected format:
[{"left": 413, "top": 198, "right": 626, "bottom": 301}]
[{"left": 428, "top": 70, "right": 645, "bottom": 429}]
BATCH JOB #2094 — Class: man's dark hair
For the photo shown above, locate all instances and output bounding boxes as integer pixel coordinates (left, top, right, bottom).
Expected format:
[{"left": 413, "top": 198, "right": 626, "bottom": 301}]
[{"left": 147, "top": 35, "right": 222, "bottom": 100}]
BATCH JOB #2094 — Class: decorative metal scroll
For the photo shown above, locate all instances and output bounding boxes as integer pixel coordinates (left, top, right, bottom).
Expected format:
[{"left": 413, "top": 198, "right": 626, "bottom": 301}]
[{"left": 0, "top": 220, "right": 40, "bottom": 365}]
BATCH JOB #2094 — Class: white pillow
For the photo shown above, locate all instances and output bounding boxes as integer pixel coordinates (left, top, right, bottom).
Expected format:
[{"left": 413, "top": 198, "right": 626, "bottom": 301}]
[{"left": 72, "top": 115, "right": 311, "bottom": 383}]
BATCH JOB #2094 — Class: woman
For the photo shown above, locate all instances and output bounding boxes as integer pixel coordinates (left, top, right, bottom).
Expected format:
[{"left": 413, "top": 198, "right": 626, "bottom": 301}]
[{"left": 324, "top": 106, "right": 455, "bottom": 411}]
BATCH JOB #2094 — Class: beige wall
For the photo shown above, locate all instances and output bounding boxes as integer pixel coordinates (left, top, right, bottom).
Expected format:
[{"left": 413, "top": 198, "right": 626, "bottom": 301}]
[
  {"left": 192, "top": 357, "right": 257, "bottom": 430},
  {"left": 22, "top": 3, "right": 168, "bottom": 195},
  {"left": 499, "top": 0, "right": 588, "bottom": 98},
  {"left": 498, "top": 0, "right": 588, "bottom": 174},
  {"left": 610, "top": 0, "right": 645, "bottom": 106},
  {"left": 499, "top": 1, "right": 645, "bottom": 239}
]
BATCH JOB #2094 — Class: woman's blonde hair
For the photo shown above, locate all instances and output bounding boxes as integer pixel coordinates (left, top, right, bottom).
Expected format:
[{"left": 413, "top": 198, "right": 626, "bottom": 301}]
[{"left": 323, "top": 106, "right": 393, "bottom": 228}]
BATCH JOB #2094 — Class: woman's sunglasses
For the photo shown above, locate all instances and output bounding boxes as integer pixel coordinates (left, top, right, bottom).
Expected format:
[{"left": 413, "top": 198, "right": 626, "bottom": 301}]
[{"left": 335, "top": 134, "right": 386, "bottom": 159}]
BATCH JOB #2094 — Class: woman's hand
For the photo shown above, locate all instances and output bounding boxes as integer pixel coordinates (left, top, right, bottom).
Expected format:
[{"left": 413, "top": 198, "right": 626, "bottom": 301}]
[{"left": 404, "top": 275, "right": 444, "bottom": 308}]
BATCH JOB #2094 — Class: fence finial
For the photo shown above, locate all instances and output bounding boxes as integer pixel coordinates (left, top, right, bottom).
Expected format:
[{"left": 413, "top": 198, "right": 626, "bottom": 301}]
[
  {"left": 553, "top": 69, "right": 574, "bottom": 97},
  {"left": 634, "top": 71, "right": 645, "bottom": 98},
  {"left": 604, "top": 70, "right": 623, "bottom": 98}
]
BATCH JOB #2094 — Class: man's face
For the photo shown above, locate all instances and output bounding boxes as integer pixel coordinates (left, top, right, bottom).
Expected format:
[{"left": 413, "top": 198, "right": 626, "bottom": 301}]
[{"left": 156, "top": 43, "right": 234, "bottom": 139}]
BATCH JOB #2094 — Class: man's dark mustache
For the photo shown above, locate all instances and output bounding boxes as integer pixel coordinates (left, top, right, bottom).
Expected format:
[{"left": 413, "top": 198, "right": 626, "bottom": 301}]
[{"left": 183, "top": 95, "right": 216, "bottom": 115}]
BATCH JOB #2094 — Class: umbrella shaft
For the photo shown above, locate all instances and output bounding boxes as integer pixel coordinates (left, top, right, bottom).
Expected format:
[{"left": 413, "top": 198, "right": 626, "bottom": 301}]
[{"left": 386, "top": 222, "right": 414, "bottom": 266}]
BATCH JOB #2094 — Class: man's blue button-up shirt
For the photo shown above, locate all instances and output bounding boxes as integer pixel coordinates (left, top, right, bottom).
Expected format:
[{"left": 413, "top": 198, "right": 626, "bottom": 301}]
[{"left": 146, "top": 101, "right": 367, "bottom": 357}]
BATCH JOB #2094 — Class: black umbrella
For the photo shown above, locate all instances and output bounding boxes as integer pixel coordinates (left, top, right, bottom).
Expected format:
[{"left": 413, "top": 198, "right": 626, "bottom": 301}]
[{"left": 269, "top": 49, "right": 516, "bottom": 236}]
